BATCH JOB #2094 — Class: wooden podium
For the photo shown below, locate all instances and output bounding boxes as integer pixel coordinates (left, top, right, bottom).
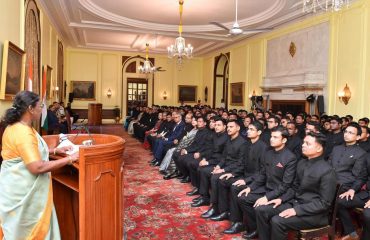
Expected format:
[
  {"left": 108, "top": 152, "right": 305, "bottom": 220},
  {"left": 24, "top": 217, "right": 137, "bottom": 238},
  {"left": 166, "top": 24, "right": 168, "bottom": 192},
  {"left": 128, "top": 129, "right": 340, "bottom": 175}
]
[
  {"left": 88, "top": 103, "right": 102, "bottom": 125},
  {"left": 42, "top": 134, "right": 125, "bottom": 240}
]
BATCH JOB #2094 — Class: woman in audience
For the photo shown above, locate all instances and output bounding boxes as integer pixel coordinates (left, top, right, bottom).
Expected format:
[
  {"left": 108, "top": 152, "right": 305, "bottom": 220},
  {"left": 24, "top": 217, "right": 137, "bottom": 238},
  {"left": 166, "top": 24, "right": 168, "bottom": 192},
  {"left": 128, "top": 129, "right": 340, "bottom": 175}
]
[
  {"left": 160, "top": 116, "right": 198, "bottom": 178},
  {"left": 0, "top": 91, "right": 78, "bottom": 239}
]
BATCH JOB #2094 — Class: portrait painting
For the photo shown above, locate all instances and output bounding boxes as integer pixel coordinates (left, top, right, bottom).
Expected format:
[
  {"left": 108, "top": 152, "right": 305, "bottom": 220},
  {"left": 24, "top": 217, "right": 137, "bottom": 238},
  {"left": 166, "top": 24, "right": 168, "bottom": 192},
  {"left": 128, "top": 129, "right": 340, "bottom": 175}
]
[
  {"left": 45, "top": 65, "right": 52, "bottom": 99},
  {"left": 71, "top": 81, "right": 96, "bottom": 100},
  {"left": 0, "top": 41, "right": 26, "bottom": 100},
  {"left": 230, "top": 82, "right": 244, "bottom": 106},
  {"left": 178, "top": 85, "right": 197, "bottom": 102}
]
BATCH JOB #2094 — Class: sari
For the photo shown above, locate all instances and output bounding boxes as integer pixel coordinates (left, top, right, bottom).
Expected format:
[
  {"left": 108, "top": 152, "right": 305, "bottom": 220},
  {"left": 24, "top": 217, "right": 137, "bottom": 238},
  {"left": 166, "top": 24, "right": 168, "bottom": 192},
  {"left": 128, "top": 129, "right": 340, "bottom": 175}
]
[{"left": 0, "top": 123, "right": 60, "bottom": 240}]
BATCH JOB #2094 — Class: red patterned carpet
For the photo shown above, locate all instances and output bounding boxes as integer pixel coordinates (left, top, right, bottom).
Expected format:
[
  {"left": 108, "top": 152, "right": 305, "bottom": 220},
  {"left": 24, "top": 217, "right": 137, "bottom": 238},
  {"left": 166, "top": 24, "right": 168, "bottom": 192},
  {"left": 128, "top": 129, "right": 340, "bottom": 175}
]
[
  {"left": 122, "top": 132, "right": 243, "bottom": 240},
  {"left": 120, "top": 131, "right": 344, "bottom": 240}
]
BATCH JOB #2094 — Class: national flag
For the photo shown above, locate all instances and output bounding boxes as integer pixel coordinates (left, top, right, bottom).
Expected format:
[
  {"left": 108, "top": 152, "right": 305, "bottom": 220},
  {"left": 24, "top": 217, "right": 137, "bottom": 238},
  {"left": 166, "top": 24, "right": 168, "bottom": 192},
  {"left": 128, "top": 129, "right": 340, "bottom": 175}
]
[
  {"left": 27, "top": 58, "right": 33, "bottom": 91},
  {"left": 41, "top": 66, "right": 48, "bottom": 130}
]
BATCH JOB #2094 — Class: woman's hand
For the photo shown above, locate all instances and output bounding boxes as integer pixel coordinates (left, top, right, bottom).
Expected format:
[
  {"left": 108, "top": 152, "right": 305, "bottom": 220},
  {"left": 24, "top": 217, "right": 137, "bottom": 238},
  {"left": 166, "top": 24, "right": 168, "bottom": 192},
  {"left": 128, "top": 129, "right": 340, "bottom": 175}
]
[
  {"left": 68, "top": 152, "right": 79, "bottom": 163},
  {"left": 54, "top": 146, "right": 73, "bottom": 155}
]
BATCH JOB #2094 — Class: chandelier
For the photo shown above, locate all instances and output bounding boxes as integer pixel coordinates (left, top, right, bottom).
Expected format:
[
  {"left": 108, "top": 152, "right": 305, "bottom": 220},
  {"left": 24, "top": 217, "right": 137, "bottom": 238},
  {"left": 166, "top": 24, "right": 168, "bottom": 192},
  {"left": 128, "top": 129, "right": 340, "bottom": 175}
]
[
  {"left": 138, "top": 43, "right": 156, "bottom": 74},
  {"left": 167, "top": 0, "right": 193, "bottom": 65},
  {"left": 303, "top": 0, "right": 350, "bottom": 13}
]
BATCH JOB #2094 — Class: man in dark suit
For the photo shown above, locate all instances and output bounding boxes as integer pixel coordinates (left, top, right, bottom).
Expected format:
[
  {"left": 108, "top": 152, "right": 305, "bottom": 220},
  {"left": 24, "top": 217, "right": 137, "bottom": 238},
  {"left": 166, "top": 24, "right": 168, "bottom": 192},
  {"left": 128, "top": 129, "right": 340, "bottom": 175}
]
[
  {"left": 254, "top": 132, "right": 337, "bottom": 240},
  {"left": 190, "top": 117, "right": 228, "bottom": 206},
  {"left": 192, "top": 120, "right": 246, "bottom": 211},
  {"left": 325, "top": 116, "right": 344, "bottom": 158},
  {"left": 221, "top": 121, "right": 268, "bottom": 234},
  {"left": 236, "top": 126, "right": 297, "bottom": 239},
  {"left": 173, "top": 116, "right": 211, "bottom": 184},
  {"left": 151, "top": 112, "right": 185, "bottom": 166},
  {"left": 286, "top": 121, "right": 302, "bottom": 160},
  {"left": 333, "top": 123, "right": 367, "bottom": 240}
]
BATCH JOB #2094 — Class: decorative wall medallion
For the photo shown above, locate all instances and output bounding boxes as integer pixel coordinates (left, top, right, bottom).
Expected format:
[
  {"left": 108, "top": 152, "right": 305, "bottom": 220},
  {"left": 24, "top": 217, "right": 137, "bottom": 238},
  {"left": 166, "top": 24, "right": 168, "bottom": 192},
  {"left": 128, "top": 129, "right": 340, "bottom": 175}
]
[{"left": 289, "top": 42, "right": 296, "bottom": 57}]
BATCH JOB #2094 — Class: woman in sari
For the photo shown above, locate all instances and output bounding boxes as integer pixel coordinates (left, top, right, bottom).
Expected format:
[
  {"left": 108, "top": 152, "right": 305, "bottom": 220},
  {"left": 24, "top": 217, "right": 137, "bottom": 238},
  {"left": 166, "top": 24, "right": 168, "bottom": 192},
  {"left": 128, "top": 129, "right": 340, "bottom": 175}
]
[{"left": 0, "top": 91, "right": 79, "bottom": 239}]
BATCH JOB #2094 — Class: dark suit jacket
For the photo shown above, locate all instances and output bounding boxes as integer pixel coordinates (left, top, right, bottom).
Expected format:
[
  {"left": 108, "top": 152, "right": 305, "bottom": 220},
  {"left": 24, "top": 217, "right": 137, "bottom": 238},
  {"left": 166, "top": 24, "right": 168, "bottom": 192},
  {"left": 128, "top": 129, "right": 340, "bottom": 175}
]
[
  {"left": 218, "top": 135, "right": 247, "bottom": 174},
  {"left": 167, "top": 121, "right": 185, "bottom": 142},
  {"left": 249, "top": 147, "right": 297, "bottom": 200},
  {"left": 281, "top": 156, "right": 337, "bottom": 226},
  {"left": 242, "top": 139, "right": 268, "bottom": 183},
  {"left": 329, "top": 144, "right": 366, "bottom": 192},
  {"left": 205, "top": 131, "right": 228, "bottom": 166},
  {"left": 286, "top": 134, "right": 302, "bottom": 160},
  {"left": 185, "top": 127, "right": 212, "bottom": 156}
]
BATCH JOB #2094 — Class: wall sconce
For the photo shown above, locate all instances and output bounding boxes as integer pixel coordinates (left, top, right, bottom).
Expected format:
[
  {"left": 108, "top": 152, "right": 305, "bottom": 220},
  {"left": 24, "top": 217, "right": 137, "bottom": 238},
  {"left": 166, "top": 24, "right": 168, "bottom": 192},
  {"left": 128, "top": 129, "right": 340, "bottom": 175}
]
[
  {"left": 162, "top": 91, "right": 167, "bottom": 100},
  {"left": 338, "top": 83, "right": 351, "bottom": 105},
  {"left": 54, "top": 86, "right": 59, "bottom": 92},
  {"left": 107, "top": 88, "right": 112, "bottom": 98},
  {"left": 249, "top": 90, "right": 256, "bottom": 99}
]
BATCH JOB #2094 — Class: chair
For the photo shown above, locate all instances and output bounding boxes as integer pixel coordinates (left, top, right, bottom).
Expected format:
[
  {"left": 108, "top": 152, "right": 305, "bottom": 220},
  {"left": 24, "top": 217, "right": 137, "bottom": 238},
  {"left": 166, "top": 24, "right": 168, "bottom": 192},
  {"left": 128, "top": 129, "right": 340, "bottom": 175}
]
[{"left": 295, "top": 184, "right": 342, "bottom": 240}]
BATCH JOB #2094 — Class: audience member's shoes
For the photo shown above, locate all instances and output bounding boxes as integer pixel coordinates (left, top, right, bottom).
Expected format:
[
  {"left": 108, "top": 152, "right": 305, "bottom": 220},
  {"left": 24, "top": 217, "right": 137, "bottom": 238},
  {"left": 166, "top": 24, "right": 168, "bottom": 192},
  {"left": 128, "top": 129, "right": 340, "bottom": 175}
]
[
  {"left": 341, "top": 234, "right": 360, "bottom": 240},
  {"left": 223, "top": 222, "right": 245, "bottom": 234},
  {"left": 186, "top": 188, "right": 199, "bottom": 196},
  {"left": 159, "top": 170, "right": 167, "bottom": 175},
  {"left": 176, "top": 175, "right": 185, "bottom": 179},
  {"left": 201, "top": 207, "right": 217, "bottom": 219},
  {"left": 163, "top": 172, "right": 177, "bottom": 180},
  {"left": 192, "top": 196, "right": 202, "bottom": 203},
  {"left": 191, "top": 198, "right": 210, "bottom": 207},
  {"left": 210, "top": 211, "right": 230, "bottom": 221},
  {"left": 180, "top": 176, "right": 190, "bottom": 183},
  {"left": 153, "top": 161, "right": 160, "bottom": 166},
  {"left": 242, "top": 230, "right": 258, "bottom": 239},
  {"left": 150, "top": 158, "right": 157, "bottom": 164}
]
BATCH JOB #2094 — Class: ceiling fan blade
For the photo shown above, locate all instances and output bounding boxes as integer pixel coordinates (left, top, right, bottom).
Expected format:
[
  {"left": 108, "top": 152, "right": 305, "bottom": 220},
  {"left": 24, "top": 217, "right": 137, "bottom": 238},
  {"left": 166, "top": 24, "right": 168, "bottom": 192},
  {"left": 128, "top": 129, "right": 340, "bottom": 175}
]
[
  {"left": 210, "top": 22, "right": 230, "bottom": 31},
  {"left": 242, "top": 28, "right": 274, "bottom": 34}
]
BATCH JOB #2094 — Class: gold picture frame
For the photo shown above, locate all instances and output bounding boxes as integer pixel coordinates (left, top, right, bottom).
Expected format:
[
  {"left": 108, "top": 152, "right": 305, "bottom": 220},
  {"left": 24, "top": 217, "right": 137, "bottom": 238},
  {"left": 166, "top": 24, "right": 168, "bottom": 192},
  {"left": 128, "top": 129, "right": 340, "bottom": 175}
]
[
  {"left": 230, "top": 82, "right": 244, "bottom": 106},
  {"left": 178, "top": 85, "right": 197, "bottom": 103},
  {"left": 44, "top": 65, "right": 53, "bottom": 99},
  {"left": 0, "top": 41, "right": 26, "bottom": 100},
  {"left": 71, "top": 81, "right": 96, "bottom": 101}
]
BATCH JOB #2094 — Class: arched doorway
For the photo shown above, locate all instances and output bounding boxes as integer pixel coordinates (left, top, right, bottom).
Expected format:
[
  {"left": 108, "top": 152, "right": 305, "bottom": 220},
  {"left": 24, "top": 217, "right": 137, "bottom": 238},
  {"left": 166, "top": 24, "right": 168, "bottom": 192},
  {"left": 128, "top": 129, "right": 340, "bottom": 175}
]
[
  {"left": 213, "top": 53, "right": 229, "bottom": 108},
  {"left": 121, "top": 56, "right": 155, "bottom": 115},
  {"left": 24, "top": 0, "right": 41, "bottom": 94}
]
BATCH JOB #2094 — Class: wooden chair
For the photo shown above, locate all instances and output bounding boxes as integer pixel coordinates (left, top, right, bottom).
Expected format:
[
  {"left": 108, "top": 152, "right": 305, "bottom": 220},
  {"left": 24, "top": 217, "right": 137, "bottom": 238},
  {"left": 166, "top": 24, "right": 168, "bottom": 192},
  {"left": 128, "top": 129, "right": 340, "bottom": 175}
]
[{"left": 295, "top": 184, "right": 342, "bottom": 240}]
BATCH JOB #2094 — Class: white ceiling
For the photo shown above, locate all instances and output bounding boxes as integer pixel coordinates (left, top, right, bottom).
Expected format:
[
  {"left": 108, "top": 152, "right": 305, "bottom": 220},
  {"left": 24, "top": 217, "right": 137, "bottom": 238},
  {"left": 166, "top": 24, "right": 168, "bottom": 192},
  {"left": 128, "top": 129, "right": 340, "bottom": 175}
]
[{"left": 38, "top": 0, "right": 308, "bottom": 56}]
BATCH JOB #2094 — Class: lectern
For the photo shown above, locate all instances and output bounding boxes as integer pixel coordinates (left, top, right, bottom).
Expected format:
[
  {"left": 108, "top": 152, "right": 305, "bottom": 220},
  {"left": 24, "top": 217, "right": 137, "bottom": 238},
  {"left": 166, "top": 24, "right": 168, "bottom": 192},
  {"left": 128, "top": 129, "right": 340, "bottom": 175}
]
[
  {"left": 88, "top": 103, "right": 102, "bottom": 125},
  {"left": 42, "top": 134, "right": 125, "bottom": 240}
]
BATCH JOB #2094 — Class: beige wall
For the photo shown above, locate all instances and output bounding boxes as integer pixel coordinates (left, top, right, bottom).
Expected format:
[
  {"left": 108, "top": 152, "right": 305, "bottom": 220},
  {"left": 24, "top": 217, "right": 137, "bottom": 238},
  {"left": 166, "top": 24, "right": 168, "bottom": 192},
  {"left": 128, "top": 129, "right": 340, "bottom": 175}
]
[
  {"left": 0, "top": 0, "right": 64, "bottom": 117},
  {"left": 65, "top": 48, "right": 204, "bottom": 117},
  {"left": 0, "top": 0, "right": 23, "bottom": 117},
  {"left": 202, "top": 0, "right": 370, "bottom": 120}
]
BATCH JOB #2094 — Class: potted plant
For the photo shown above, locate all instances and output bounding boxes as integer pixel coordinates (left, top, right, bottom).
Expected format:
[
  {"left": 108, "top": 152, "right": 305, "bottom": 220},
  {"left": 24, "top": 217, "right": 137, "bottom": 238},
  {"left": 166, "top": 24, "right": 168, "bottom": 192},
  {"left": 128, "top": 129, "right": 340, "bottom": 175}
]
[{"left": 113, "top": 106, "right": 120, "bottom": 123}]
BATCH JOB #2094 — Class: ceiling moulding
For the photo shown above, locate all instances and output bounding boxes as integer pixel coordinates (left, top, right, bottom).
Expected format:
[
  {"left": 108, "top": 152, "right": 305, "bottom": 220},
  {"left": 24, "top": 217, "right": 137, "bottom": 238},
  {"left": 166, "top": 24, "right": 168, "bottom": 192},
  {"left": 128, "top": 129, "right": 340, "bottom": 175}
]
[
  {"left": 37, "top": 0, "right": 69, "bottom": 44},
  {"left": 78, "top": 0, "right": 284, "bottom": 32},
  {"left": 69, "top": 22, "right": 233, "bottom": 42}
]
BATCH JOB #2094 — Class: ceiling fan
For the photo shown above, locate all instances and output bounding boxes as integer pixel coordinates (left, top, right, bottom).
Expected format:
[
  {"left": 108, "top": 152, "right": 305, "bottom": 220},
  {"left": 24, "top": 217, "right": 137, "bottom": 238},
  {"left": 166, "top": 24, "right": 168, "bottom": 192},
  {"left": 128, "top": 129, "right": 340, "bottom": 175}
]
[
  {"left": 210, "top": 0, "right": 273, "bottom": 36},
  {"left": 155, "top": 67, "right": 166, "bottom": 72}
]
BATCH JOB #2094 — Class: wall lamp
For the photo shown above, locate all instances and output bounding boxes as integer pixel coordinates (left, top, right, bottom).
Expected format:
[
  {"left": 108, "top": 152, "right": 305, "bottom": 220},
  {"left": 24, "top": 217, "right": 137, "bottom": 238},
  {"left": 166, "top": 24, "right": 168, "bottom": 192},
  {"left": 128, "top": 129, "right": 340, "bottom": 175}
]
[
  {"left": 338, "top": 83, "right": 351, "bottom": 105},
  {"left": 107, "top": 88, "right": 112, "bottom": 98},
  {"left": 162, "top": 91, "right": 167, "bottom": 100}
]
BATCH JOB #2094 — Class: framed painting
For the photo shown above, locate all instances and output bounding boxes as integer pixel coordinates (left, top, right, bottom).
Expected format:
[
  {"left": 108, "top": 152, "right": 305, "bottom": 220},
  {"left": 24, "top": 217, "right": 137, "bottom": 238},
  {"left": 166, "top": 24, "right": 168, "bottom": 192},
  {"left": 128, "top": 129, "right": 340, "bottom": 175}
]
[
  {"left": 71, "top": 81, "right": 96, "bottom": 100},
  {"left": 230, "top": 82, "right": 244, "bottom": 106},
  {"left": 0, "top": 41, "right": 26, "bottom": 100},
  {"left": 178, "top": 85, "right": 197, "bottom": 102},
  {"left": 44, "top": 65, "right": 52, "bottom": 99}
]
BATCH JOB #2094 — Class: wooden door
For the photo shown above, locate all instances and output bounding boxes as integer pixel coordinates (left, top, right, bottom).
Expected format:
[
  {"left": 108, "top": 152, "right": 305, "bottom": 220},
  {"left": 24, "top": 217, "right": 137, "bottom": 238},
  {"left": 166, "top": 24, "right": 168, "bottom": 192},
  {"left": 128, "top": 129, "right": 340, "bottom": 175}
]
[{"left": 127, "top": 78, "right": 148, "bottom": 114}]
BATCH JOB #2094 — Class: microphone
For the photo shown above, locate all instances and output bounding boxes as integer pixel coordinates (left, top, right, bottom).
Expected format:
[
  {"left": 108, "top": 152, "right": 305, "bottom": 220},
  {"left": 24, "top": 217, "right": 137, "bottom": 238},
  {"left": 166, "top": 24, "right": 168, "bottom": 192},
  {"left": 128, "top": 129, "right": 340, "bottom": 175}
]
[{"left": 83, "top": 125, "right": 95, "bottom": 145}]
